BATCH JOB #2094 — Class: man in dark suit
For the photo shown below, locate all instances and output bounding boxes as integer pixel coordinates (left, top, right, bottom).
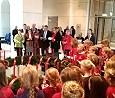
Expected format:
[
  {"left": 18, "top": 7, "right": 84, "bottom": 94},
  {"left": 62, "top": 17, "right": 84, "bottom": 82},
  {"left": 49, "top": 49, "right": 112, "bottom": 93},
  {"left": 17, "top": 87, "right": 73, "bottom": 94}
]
[
  {"left": 40, "top": 25, "right": 52, "bottom": 55},
  {"left": 85, "top": 29, "right": 96, "bottom": 44},
  {"left": 12, "top": 26, "right": 18, "bottom": 49},
  {"left": 21, "top": 24, "right": 28, "bottom": 55},
  {"left": 70, "top": 26, "right": 76, "bottom": 38}
]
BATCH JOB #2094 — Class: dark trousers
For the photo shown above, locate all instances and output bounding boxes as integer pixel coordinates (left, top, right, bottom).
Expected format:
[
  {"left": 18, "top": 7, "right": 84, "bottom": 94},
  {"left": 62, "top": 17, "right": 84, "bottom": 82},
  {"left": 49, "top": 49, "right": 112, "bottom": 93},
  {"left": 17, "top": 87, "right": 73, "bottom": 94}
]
[
  {"left": 64, "top": 50, "right": 70, "bottom": 56},
  {"left": 42, "top": 48, "right": 48, "bottom": 55},
  {"left": 16, "top": 48, "right": 22, "bottom": 56}
]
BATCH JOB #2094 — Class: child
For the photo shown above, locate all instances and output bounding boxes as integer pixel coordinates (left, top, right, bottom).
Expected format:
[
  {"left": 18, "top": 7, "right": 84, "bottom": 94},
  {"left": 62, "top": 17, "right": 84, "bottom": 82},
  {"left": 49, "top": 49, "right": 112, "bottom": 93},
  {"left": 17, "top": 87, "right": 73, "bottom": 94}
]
[
  {"left": 62, "top": 81, "right": 84, "bottom": 98},
  {"left": 69, "top": 38, "right": 78, "bottom": 56},
  {"left": 87, "top": 53, "right": 101, "bottom": 75},
  {"left": 89, "top": 75, "right": 108, "bottom": 98},
  {"left": 84, "top": 40, "right": 93, "bottom": 54},
  {"left": 41, "top": 67, "right": 61, "bottom": 98},
  {"left": 104, "top": 68, "right": 115, "bottom": 98},
  {"left": 80, "top": 60, "right": 95, "bottom": 98},
  {"left": 52, "top": 66, "right": 83, "bottom": 98},
  {"left": 99, "top": 39, "right": 109, "bottom": 56},
  {"left": 88, "top": 46, "right": 98, "bottom": 55},
  {"left": 69, "top": 38, "right": 78, "bottom": 65},
  {"left": 75, "top": 44, "right": 86, "bottom": 61},
  {"left": 15, "top": 65, "right": 39, "bottom": 98},
  {"left": 0, "top": 63, "right": 14, "bottom": 98}
]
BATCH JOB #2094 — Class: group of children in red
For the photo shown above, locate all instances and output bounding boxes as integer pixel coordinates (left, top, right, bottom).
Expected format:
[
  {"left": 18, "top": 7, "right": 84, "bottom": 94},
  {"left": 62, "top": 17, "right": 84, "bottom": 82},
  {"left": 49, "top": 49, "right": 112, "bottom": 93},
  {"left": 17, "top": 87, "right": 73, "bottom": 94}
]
[{"left": 0, "top": 38, "right": 115, "bottom": 98}]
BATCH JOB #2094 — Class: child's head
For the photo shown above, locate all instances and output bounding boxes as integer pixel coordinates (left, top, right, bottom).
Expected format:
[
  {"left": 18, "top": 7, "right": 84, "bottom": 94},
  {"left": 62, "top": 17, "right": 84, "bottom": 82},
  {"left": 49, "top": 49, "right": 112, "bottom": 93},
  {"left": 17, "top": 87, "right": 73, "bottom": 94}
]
[
  {"left": 71, "top": 38, "right": 78, "bottom": 48},
  {"left": 45, "top": 67, "right": 60, "bottom": 86},
  {"left": 84, "top": 40, "right": 93, "bottom": 50},
  {"left": 62, "top": 81, "right": 84, "bottom": 98},
  {"left": 89, "top": 76, "right": 107, "bottom": 98},
  {"left": 88, "top": 46, "right": 98, "bottom": 55},
  {"left": 60, "top": 66, "right": 82, "bottom": 84},
  {"left": 101, "top": 39, "right": 109, "bottom": 48},
  {"left": 66, "top": 29, "right": 71, "bottom": 35},
  {"left": 0, "top": 63, "right": 7, "bottom": 87},
  {"left": 21, "top": 65, "right": 39, "bottom": 89},
  {"left": 102, "top": 47, "right": 113, "bottom": 59},
  {"left": 80, "top": 60, "right": 95, "bottom": 74},
  {"left": 77, "top": 44, "right": 85, "bottom": 52},
  {"left": 87, "top": 53, "right": 99, "bottom": 66},
  {"left": 104, "top": 68, "right": 115, "bottom": 85},
  {"left": 105, "top": 60, "right": 115, "bottom": 70}
]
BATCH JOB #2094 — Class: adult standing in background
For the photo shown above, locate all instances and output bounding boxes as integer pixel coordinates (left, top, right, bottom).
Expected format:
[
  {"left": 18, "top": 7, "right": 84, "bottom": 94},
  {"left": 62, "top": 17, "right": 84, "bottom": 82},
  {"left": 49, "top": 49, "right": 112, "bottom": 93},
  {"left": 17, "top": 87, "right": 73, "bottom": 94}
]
[
  {"left": 0, "top": 63, "right": 14, "bottom": 98},
  {"left": 51, "top": 27, "right": 62, "bottom": 55},
  {"left": 70, "top": 26, "right": 76, "bottom": 38},
  {"left": 25, "top": 29, "right": 34, "bottom": 55},
  {"left": 12, "top": 26, "right": 18, "bottom": 49},
  {"left": 85, "top": 29, "right": 96, "bottom": 44},
  {"left": 76, "top": 33, "right": 84, "bottom": 43},
  {"left": 64, "top": 26, "right": 69, "bottom": 34},
  {"left": 14, "top": 29, "right": 24, "bottom": 56},
  {"left": 40, "top": 25, "right": 52, "bottom": 55},
  {"left": 31, "top": 24, "right": 37, "bottom": 33},
  {"left": 33, "top": 29, "right": 40, "bottom": 55},
  {"left": 21, "top": 24, "right": 28, "bottom": 55}
]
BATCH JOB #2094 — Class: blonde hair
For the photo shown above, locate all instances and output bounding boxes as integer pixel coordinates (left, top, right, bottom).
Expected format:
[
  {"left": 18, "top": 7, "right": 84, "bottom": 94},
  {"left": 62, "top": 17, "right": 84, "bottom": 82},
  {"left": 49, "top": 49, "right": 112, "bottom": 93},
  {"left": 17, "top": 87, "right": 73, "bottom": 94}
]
[
  {"left": 71, "top": 38, "right": 78, "bottom": 48},
  {"left": 87, "top": 53, "right": 99, "bottom": 66},
  {"left": 45, "top": 67, "right": 60, "bottom": 86},
  {"left": 103, "top": 47, "right": 111, "bottom": 54},
  {"left": 105, "top": 60, "right": 115, "bottom": 70},
  {"left": 101, "top": 39, "right": 109, "bottom": 47},
  {"left": 104, "top": 68, "right": 115, "bottom": 83},
  {"left": 84, "top": 40, "right": 94, "bottom": 46},
  {"left": 21, "top": 65, "right": 39, "bottom": 98},
  {"left": 60, "top": 67, "right": 83, "bottom": 85},
  {"left": 62, "top": 81, "right": 84, "bottom": 98},
  {"left": 89, "top": 46, "right": 98, "bottom": 54},
  {"left": 80, "top": 60, "right": 95, "bottom": 70}
]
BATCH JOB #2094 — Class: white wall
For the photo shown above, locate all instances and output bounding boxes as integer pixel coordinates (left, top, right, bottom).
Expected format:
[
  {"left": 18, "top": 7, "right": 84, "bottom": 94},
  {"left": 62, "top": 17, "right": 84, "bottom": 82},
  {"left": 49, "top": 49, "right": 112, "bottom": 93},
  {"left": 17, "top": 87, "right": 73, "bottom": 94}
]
[
  {"left": 23, "top": 0, "right": 43, "bottom": 28},
  {"left": 43, "top": 0, "right": 70, "bottom": 30},
  {"left": 43, "top": 0, "right": 90, "bottom": 37},
  {"left": 0, "top": 0, "right": 10, "bottom": 37}
]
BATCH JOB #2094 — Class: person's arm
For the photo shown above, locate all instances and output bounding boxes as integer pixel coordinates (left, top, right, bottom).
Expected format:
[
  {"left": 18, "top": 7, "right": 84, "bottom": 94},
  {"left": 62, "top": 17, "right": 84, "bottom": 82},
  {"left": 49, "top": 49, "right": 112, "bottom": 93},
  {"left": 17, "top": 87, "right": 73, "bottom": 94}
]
[{"left": 14, "top": 35, "right": 20, "bottom": 43}]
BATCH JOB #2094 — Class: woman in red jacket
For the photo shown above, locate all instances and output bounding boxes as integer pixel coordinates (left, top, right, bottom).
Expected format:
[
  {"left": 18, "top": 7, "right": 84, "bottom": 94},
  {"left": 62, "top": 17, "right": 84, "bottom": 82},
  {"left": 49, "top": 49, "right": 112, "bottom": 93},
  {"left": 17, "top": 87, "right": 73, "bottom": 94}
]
[
  {"left": 0, "top": 63, "right": 14, "bottom": 98},
  {"left": 62, "top": 29, "right": 72, "bottom": 56}
]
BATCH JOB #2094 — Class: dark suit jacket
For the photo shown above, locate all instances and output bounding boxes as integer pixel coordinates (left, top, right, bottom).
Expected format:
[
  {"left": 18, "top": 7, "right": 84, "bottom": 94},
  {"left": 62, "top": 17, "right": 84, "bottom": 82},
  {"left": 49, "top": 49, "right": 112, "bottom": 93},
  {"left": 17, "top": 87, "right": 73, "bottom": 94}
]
[
  {"left": 85, "top": 35, "right": 96, "bottom": 44},
  {"left": 40, "top": 30, "right": 52, "bottom": 49},
  {"left": 12, "top": 29, "right": 18, "bottom": 39},
  {"left": 21, "top": 29, "right": 28, "bottom": 46},
  {"left": 51, "top": 32, "right": 62, "bottom": 52}
]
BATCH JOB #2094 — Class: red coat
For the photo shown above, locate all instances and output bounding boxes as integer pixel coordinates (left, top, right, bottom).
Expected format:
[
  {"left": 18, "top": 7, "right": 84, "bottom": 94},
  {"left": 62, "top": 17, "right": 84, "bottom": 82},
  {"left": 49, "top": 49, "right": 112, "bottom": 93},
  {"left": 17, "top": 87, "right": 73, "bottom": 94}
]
[
  {"left": 52, "top": 92, "right": 61, "bottom": 98},
  {"left": 43, "top": 86, "right": 61, "bottom": 98},
  {"left": 33, "top": 32, "right": 40, "bottom": 48},
  {"left": 63, "top": 35, "right": 72, "bottom": 51},
  {"left": 75, "top": 52, "right": 87, "bottom": 62},
  {"left": 99, "top": 48, "right": 103, "bottom": 56},
  {"left": 106, "top": 86, "right": 115, "bottom": 98},
  {"left": 25, "top": 33, "right": 34, "bottom": 46},
  {"left": 69, "top": 48, "right": 78, "bottom": 56},
  {"left": 0, "top": 86, "right": 14, "bottom": 98}
]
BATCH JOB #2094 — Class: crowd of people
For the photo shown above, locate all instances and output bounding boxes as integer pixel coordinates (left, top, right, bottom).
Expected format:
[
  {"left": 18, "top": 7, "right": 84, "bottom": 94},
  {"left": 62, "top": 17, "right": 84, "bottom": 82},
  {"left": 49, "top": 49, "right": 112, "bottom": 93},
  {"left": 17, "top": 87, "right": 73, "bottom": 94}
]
[
  {"left": 12, "top": 24, "right": 96, "bottom": 56},
  {"left": 0, "top": 33, "right": 115, "bottom": 98},
  {"left": 0, "top": 24, "right": 114, "bottom": 98}
]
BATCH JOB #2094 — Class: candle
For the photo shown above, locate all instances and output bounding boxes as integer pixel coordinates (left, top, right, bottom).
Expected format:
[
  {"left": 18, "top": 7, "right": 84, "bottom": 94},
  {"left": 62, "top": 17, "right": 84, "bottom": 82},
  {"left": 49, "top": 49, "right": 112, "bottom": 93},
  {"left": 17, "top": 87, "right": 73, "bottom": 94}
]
[
  {"left": 45, "top": 57, "right": 51, "bottom": 71},
  {"left": 13, "top": 58, "right": 16, "bottom": 78},
  {"left": 59, "top": 54, "right": 64, "bottom": 60}
]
